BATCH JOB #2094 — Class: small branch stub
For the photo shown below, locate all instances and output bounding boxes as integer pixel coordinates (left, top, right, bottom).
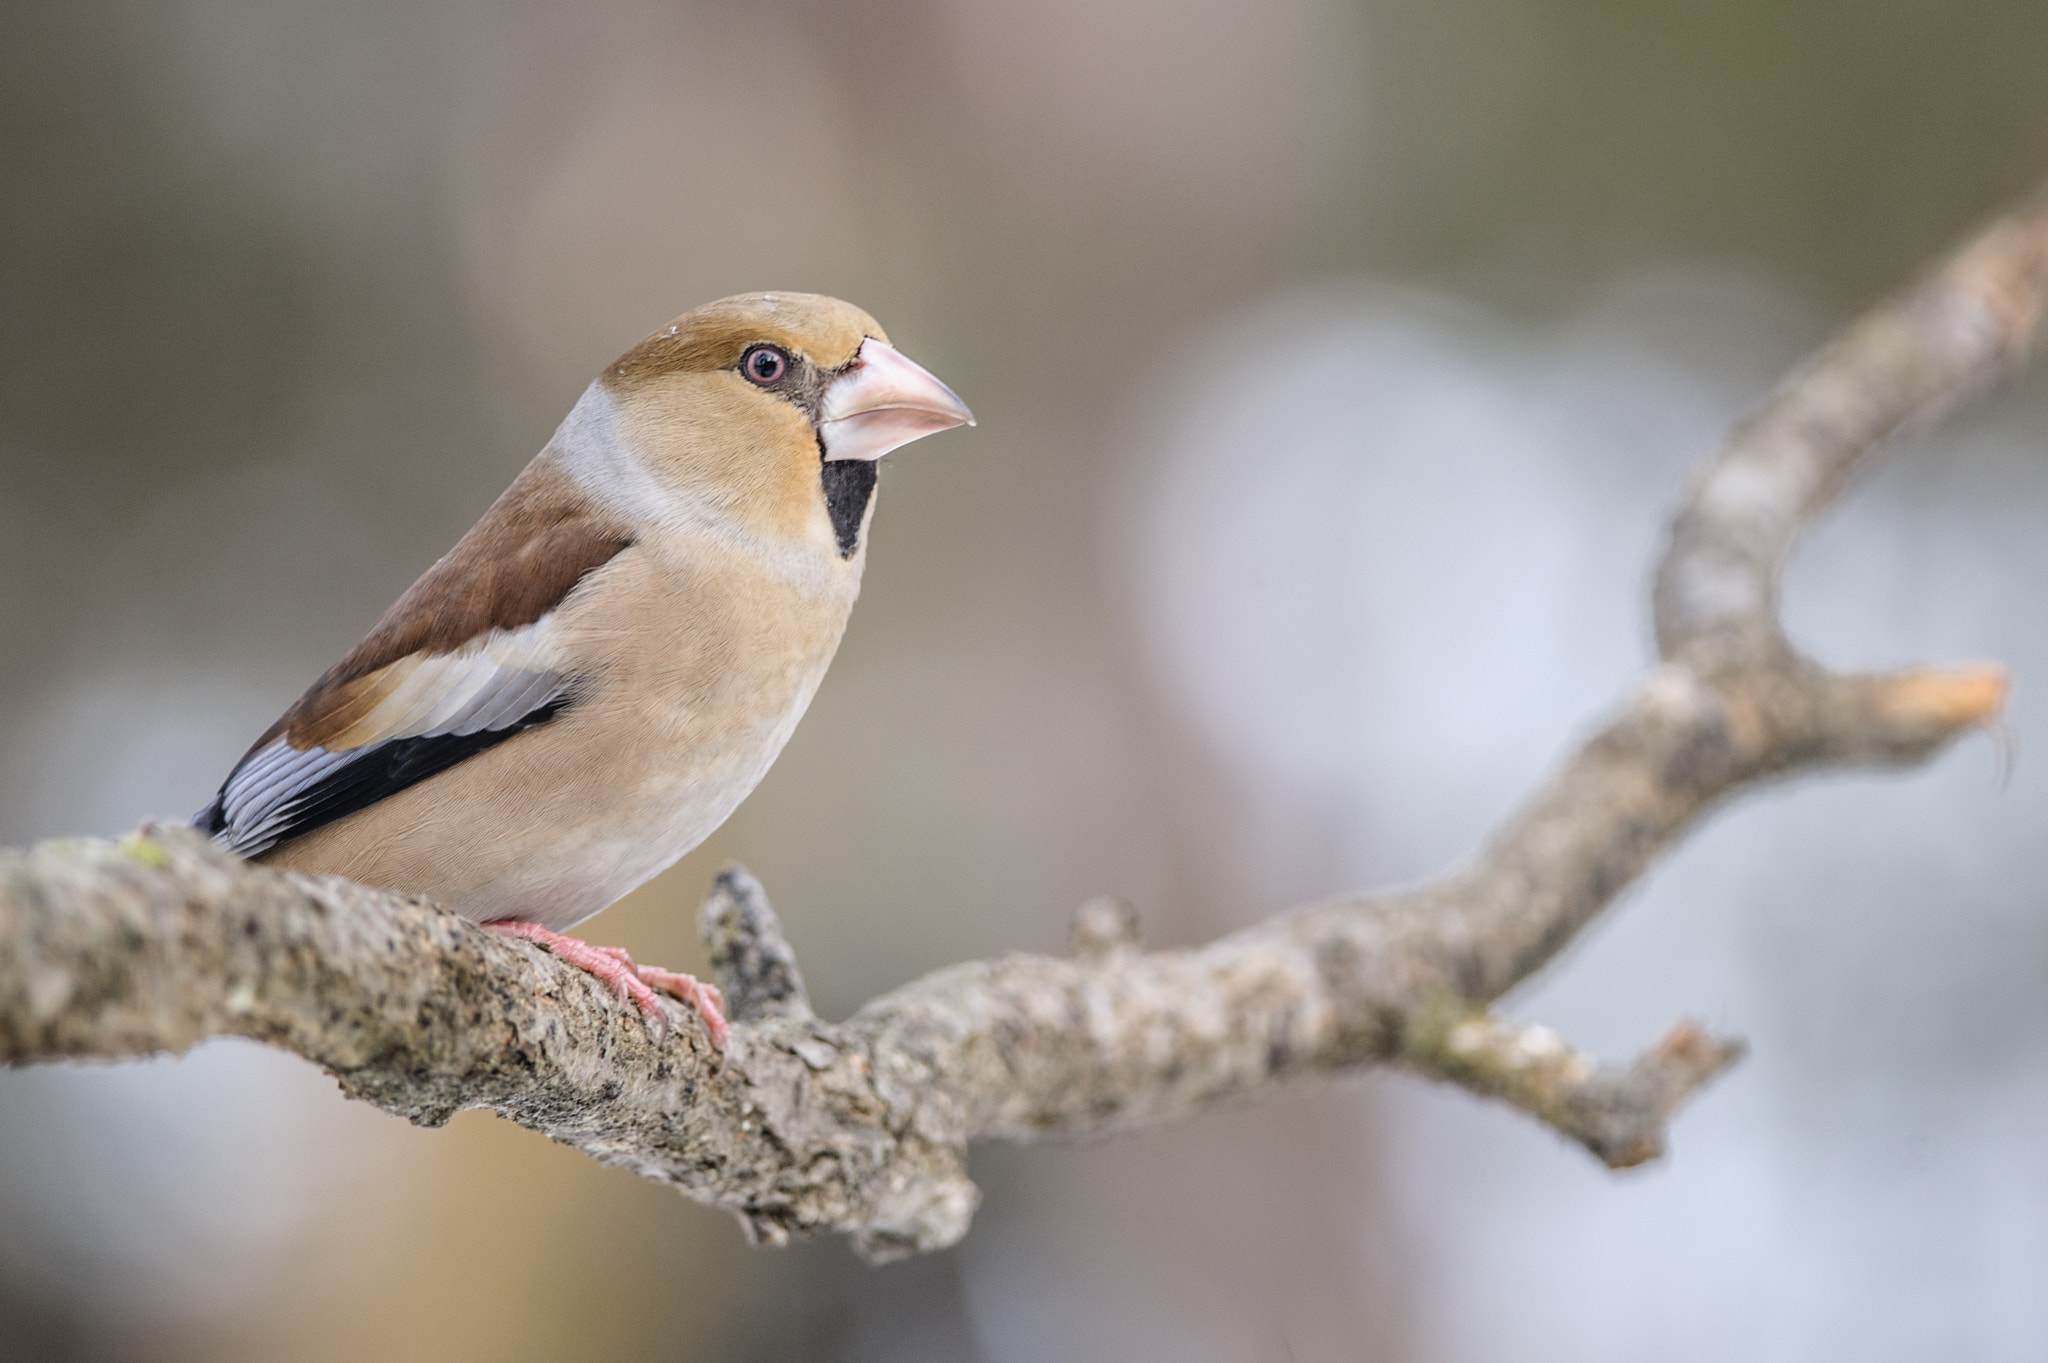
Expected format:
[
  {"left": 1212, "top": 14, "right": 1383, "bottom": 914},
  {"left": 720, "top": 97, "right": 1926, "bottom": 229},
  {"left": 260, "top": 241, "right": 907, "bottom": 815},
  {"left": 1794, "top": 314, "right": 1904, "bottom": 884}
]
[
  {"left": 1402, "top": 1000, "right": 1747, "bottom": 1168},
  {"left": 1069, "top": 896, "right": 1142, "bottom": 959},
  {"left": 700, "top": 863, "right": 813, "bottom": 1024}
]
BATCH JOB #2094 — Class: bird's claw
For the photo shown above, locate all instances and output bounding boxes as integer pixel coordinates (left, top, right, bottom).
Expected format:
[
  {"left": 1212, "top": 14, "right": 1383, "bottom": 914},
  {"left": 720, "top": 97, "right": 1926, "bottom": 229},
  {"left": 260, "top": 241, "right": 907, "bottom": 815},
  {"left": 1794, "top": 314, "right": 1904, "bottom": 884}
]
[
  {"left": 636, "top": 966, "right": 730, "bottom": 1048},
  {"left": 481, "top": 921, "right": 727, "bottom": 1049}
]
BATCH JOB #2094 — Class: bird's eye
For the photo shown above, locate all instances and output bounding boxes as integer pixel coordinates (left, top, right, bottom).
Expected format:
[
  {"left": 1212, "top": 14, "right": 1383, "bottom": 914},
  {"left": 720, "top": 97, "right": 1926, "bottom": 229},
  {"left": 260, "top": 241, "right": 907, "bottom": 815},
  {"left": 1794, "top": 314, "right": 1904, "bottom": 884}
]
[{"left": 742, "top": 345, "right": 789, "bottom": 385}]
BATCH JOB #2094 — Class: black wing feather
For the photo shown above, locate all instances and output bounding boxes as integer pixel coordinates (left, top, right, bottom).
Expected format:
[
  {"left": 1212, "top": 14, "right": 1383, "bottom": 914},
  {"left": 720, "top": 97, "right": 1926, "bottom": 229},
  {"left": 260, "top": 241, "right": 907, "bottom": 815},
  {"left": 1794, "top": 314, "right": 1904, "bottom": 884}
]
[{"left": 193, "top": 695, "right": 567, "bottom": 856}]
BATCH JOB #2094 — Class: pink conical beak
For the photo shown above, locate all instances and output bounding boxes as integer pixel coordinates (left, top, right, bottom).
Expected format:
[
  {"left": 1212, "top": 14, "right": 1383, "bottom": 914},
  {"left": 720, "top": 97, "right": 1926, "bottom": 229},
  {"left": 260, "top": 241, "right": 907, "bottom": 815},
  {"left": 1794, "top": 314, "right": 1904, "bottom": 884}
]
[{"left": 818, "top": 338, "right": 975, "bottom": 462}]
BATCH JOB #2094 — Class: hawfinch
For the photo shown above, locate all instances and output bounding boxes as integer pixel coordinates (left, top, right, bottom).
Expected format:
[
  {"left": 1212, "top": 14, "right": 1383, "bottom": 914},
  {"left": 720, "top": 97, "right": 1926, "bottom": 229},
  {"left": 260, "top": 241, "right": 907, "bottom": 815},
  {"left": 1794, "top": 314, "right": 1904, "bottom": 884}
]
[{"left": 194, "top": 293, "right": 973, "bottom": 1046}]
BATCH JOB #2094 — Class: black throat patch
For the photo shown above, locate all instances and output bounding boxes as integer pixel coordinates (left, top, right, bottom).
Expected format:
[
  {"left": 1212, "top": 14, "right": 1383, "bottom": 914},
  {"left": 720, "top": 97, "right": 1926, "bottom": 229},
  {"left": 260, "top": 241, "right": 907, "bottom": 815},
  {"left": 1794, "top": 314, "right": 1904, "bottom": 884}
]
[{"left": 820, "top": 459, "right": 877, "bottom": 557}]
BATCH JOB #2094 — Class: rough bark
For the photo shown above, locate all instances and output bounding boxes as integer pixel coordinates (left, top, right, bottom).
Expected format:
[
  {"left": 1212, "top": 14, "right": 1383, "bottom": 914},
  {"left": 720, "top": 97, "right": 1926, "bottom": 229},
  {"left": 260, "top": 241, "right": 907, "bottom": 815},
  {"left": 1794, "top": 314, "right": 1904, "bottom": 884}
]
[{"left": 6, "top": 185, "right": 2046, "bottom": 1261}]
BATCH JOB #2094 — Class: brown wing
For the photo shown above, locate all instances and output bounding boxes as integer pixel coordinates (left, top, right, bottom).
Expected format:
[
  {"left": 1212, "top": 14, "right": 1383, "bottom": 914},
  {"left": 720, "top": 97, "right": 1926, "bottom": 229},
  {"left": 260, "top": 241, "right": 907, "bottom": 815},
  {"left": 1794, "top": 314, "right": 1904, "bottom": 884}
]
[
  {"left": 270, "top": 463, "right": 631, "bottom": 751},
  {"left": 195, "top": 461, "right": 632, "bottom": 856}
]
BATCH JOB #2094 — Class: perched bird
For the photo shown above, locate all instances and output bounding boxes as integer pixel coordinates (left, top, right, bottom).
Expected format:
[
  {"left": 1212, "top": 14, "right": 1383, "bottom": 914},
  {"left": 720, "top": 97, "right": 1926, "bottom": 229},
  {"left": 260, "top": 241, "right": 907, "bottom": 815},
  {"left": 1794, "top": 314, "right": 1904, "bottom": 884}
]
[{"left": 194, "top": 293, "right": 973, "bottom": 1046}]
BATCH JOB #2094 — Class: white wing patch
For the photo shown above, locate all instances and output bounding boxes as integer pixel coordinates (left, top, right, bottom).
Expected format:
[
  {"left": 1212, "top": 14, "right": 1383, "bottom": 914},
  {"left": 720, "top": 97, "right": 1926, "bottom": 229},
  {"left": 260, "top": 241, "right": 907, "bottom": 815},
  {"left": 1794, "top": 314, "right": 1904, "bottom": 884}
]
[
  {"left": 335, "top": 622, "right": 565, "bottom": 743},
  {"left": 209, "top": 618, "right": 570, "bottom": 857}
]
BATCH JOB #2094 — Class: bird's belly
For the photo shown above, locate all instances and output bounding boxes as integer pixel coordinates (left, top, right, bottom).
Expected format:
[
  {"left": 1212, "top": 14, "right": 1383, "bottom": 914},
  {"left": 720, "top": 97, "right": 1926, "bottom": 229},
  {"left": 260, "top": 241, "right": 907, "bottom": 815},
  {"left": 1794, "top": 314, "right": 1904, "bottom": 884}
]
[
  {"left": 436, "top": 648, "right": 830, "bottom": 931},
  {"left": 498, "top": 688, "right": 817, "bottom": 929},
  {"left": 266, "top": 555, "right": 856, "bottom": 931},
  {"left": 470, "top": 769, "right": 768, "bottom": 931}
]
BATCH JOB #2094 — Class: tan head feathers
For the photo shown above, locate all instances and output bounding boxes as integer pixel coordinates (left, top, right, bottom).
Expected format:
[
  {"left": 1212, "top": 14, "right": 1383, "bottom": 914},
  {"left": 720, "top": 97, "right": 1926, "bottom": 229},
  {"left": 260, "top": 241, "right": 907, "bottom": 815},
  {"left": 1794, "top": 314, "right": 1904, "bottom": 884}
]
[{"left": 605, "top": 293, "right": 883, "bottom": 388}]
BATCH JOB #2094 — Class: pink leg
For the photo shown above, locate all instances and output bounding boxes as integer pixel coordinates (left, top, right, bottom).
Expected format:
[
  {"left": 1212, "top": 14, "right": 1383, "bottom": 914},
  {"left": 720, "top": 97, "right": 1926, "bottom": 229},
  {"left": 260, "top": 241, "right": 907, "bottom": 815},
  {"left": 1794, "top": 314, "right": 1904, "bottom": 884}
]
[{"left": 482, "top": 921, "right": 728, "bottom": 1048}]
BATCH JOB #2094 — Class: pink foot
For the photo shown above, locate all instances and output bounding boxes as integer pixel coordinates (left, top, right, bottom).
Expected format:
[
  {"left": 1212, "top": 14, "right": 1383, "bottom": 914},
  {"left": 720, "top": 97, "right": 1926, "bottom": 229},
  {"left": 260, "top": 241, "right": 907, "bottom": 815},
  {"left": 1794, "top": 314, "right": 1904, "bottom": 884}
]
[
  {"left": 637, "top": 967, "right": 730, "bottom": 1049},
  {"left": 482, "top": 921, "right": 728, "bottom": 1048}
]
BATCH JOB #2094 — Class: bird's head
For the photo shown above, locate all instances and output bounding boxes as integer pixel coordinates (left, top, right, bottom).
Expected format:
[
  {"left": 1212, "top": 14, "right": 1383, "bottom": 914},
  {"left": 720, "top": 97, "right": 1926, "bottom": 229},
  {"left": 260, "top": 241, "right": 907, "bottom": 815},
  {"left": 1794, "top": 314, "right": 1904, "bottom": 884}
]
[{"left": 576, "top": 292, "right": 973, "bottom": 561}]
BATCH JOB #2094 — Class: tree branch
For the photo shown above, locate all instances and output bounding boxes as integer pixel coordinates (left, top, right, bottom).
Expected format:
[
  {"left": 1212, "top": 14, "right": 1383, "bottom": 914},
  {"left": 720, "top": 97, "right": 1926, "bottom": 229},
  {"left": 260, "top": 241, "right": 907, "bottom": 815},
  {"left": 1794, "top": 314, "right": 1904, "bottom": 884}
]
[{"left": 6, "top": 185, "right": 2046, "bottom": 1260}]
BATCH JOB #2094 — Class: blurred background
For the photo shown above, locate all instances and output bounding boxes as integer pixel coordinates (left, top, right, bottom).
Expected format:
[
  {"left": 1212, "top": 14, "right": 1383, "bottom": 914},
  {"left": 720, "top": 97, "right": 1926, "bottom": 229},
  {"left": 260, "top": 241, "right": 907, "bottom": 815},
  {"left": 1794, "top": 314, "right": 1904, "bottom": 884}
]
[{"left": 4, "top": 1, "right": 2048, "bottom": 1358}]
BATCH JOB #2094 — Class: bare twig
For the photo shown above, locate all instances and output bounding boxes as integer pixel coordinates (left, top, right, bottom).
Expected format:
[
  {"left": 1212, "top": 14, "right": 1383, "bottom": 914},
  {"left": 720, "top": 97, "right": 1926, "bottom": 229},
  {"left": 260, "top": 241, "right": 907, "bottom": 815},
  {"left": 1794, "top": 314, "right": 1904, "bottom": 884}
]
[{"left": 6, "top": 186, "right": 2045, "bottom": 1260}]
